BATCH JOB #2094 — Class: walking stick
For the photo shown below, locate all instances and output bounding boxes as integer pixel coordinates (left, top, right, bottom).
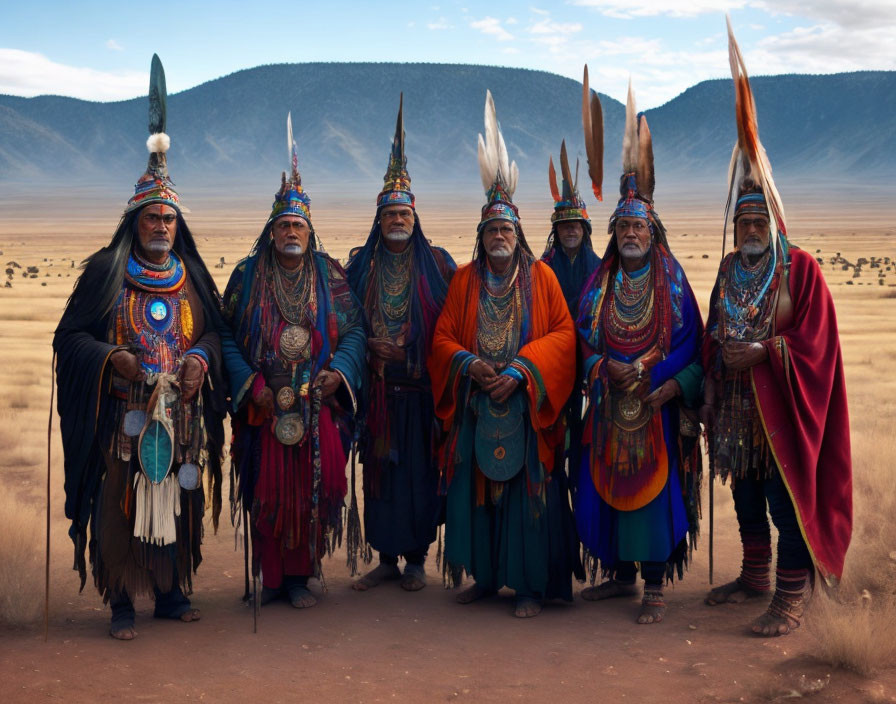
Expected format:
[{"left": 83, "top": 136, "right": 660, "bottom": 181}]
[
  {"left": 705, "top": 428, "right": 715, "bottom": 585},
  {"left": 45, "top": 352, "right": 56, "bottom": 642}
]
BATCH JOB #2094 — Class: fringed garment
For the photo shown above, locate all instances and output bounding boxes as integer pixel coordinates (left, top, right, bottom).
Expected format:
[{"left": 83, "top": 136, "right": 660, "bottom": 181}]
[
  {"left": 429, "top": 255, "right": 583, "bottom": 598},
  {"left": 708, "top": 247, "right": 781, "bottom": 482},
  {"left": 346, "top": 223, "right": 455, "bottom": 559},
  {"left": 224, "top": 247, "right": 366, "bottom": 587},
  {"left": 575, "top": 244, "right": 703, "bottom": 581},
  {"left": 54, "top": 250, "right": 226, "bottom": 601}
]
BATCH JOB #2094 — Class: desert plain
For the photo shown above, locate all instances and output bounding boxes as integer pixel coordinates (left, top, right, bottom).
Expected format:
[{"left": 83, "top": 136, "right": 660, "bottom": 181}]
[{"left": 1, "top": 184, "right": 895, "bottom": 703}]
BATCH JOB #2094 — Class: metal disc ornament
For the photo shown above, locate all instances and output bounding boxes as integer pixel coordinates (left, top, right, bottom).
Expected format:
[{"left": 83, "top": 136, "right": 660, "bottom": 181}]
[
  {"left": 276, "top": 385, "right": 296, "bottom": 410},
  {"left": 177, "top": 463, "right": 200, "bottom": 490},
  {"left": 279, "top": 325, "right": 310, "bottom": 361},
  {"left": 274, "top": 413, "right": 305, "bottom": 446},
  {"left": 123, "top": 409, "right": 147, "bottom": 437}
]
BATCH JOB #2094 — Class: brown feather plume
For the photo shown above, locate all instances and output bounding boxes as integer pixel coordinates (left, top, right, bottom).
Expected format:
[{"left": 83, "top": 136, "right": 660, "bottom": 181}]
[
  {"left": 726, "top": 15, "right": 787, "bottom": 235},
  {"left": 548, "top": 156, "right": 560, "bottom": 203},
  {"left": 581, "top": 64, "right": 604, "bottom": 201},
  {"left": 636, "top": 115, "right": 655, "bottom": 203},
  {"left": 559, "top": 140, "right": 575, "bottom": 200}
]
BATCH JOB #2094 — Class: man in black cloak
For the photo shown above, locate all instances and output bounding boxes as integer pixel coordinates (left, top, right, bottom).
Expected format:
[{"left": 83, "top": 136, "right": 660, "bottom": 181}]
[{"left": 53, "top": 56, "right": 229, "bottom": 640}]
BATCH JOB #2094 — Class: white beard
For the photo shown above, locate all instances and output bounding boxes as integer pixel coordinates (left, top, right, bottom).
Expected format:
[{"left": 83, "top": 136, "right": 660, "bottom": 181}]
[
  {"left": 280, "top": 243, "right": 304, "bottom": 256},
  {"left": 487, "top": 245, "right": 514, "bottom": 261},
  {"left": 143, "top": 240, "right": 171, "bottom": 256},
  {"left": 740, "top": 241, "right": 768, "bottom": 258},
  {"left": 383, "top": 229, "right": 412, "bottom": 242}
]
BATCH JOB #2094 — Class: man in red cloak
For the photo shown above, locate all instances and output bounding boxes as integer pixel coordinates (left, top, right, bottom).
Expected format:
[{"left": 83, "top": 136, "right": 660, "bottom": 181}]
[{"left": 702, "top": 20, "right": 852, "bottom": 637}]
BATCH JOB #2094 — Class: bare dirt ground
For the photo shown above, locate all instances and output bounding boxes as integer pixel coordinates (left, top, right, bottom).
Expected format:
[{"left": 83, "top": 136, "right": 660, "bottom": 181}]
[{"left": 1, "top": 191, "right": 895, "bottom": 703}]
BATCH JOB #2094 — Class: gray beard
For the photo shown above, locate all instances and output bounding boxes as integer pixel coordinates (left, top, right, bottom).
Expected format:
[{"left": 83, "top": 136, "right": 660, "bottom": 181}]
[
  {"left": 279, "top": 243, "right": 304, "bottom": 256},
  {"left": 740, "top": 242, "right": 768, "bottom": 259},
  {"left": 143, "top": 240, "right": 171, "bottom": 257},
  {"left": 487, "top": 246, "right": 514, "bottom": 262},
  {"left": 383, "top": 229, "right": 412, "bottom": 242}
]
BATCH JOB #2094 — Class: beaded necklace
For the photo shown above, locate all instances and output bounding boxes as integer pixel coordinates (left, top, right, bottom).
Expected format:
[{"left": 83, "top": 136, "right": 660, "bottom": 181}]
[
  {"left": 272, "top": 255, "right": 316, "bottom": 325},
  {"left": 477, "top": 260, "right": 521, "bottom": 365},
  {"left": 603, "top": 262, "right": 658, "bottom": 352},
  {"left": 719, "top": 248, "right": 778, "bottom": 341},
  {"left": 372, "top": 244, "right": 412, "bottom": 337},
  {"left": 125, "top": 250, "right": 186, "bottom": 293}
]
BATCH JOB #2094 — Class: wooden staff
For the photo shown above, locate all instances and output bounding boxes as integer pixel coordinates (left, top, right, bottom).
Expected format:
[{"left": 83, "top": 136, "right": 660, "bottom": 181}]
[{"left": 46, "top": 352, "right": 56, "bottom": 642}]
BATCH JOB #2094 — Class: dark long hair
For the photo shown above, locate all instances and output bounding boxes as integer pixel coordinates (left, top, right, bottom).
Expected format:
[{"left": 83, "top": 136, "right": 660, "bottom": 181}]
[{"left": 62, "top": 206, "right": 225, "bottom": 331}]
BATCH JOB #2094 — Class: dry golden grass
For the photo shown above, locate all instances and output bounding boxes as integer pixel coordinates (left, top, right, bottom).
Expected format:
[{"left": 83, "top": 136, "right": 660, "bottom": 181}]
[{"left": 0, "top": 493, "right": 43, "bottom": 626}]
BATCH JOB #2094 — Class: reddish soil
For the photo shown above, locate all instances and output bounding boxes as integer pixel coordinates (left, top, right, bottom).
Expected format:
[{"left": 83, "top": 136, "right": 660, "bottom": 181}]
[{"left": 2, "top": 525, "right": 894, "bottom": 704}]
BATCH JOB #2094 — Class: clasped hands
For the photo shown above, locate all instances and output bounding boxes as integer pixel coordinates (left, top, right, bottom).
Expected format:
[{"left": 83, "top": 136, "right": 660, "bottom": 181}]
[
  {"left": 109, "top": 349, "right": 205, "bottom": 402},
  {"left": 250, "top": 369, "right": 342, "bottom": 415},
  {"left": 721, "top": 340, "right": 767, "bottom": 370},
  {"left": 469, "top": 358, "right": 519, "bottom": 404},
  {"left": 606, "top": 358, "right": 679, "bottom": 410}
]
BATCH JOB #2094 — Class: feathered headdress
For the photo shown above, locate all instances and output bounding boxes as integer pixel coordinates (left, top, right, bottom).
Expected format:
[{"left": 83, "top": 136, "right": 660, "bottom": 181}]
[
  {"left": 609, "top": 78, "right": 656, "bottom": 231},
  {"left": 548, "top": 140, "right": 591, "bottom": 231},
  {"left": 581, "top": 64, "right": 604, "bottom": 205},
  {"left": 477, "top": 90, "right": 520, "bottom": 229},
  {"left": 377, "top": 93, "right": 414, "bottom": 209},
  {"left": 126, "top": 54, "right": 183, "bottom": 213},
  {"left": 724, "top": 16, "right": 787, "bottom": 252},
  {"left": 268, "top": 112, "right": 312, "bottom": 225}
]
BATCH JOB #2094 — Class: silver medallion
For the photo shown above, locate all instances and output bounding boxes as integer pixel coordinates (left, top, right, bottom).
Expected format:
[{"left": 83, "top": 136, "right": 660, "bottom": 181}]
[
  {"left": 123, "top": 409, "right": 147, "bottom": 437},
  {"left": 279, "top": 325, "right": 311, "bottom": 361},
  {"left": 274, "top": 413, "right": 305, "bottom": 446},
  {"left": 178, "top": 463, "right": 201, "bottom": 490},
  {"left": 276, "top": 385, "right": 296, "bottom": 411}
]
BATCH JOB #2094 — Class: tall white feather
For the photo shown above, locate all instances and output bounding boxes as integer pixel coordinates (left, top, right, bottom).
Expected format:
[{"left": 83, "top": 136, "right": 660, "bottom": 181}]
[
  {"left": 622, "top": 79, "right": 639, "bottom": 173},
  {"left": 477, "top": 90, "right": 518, "bottom": 197}
]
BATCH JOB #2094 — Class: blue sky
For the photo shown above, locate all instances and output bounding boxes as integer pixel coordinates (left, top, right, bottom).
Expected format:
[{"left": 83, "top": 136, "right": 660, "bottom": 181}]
[{"left": 1, "top": 0, "right": 893, "bottom": 108}]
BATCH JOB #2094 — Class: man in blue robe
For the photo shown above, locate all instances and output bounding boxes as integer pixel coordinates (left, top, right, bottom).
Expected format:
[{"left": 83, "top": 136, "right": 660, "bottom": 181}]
[
  {"left": 575, "top": 88, "right": 703, "bottom": 625},
  {"left": 346, "top": 97, "right": 455, "bottom": 592},
  {"left": 222, "top": 116, "right": 366, "bottom": 609}
]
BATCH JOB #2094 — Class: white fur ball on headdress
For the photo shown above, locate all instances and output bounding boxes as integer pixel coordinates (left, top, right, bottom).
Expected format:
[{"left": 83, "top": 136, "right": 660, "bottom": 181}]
[{"left": 146, "top": 132, "right": 171, "bottom": 154}]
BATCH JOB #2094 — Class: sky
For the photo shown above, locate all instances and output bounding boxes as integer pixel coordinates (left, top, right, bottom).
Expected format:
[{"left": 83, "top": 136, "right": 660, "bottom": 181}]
[{"left": 1, "top": 0, "right": 893, "bottom": 108}]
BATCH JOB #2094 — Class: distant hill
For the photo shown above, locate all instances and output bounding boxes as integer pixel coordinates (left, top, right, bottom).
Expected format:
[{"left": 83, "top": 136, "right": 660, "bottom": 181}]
[{"left": 1, "top": 63, "right": 893, "bottom": 199}]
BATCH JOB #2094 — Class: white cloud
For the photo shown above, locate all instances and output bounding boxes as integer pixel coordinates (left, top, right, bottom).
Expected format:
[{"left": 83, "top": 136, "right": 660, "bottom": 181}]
[
  {"left": 571, "top": 0, "right": 748, "bottom": 20},
  {"left": 427, "top": 18, "right": 453, "bottom": 29},
  {"left": 750, "top": 22, "right": 896, "bottom": 73},
  {"left": 0, "top": 49, "right": 146, "bottom": 100},
  {"left": 758, "top": 0, "right": 896, "bottom": 30},
  {"left": 530, "top": 6, "right": 550, "bottom": 15},
  {"left": 506, "top": 17, "right": 519, "bottom": 25},
  {"left": 470, "top": 16, "right": 514, "bottom": 41},
  {"left": 105, "top": 39, "right": 123, "bottom": 51},
  {"left": 529, "top": 18, "right": 584, "bottom": 35}
]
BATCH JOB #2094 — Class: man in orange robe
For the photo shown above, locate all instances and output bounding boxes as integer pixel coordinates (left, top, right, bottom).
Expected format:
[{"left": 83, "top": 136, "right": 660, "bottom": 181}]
[{"left": 428, "top": 91, "right": 582, "bottom": 618}]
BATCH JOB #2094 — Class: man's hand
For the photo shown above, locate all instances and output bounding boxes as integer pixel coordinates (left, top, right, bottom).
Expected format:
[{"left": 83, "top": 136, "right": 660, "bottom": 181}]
[
  {"left": 314, "top": 369, "right": 342, "bottom": 399},
  {"left": 468, "top": 358, "right": 499, "bottom": 391},
  {"left": 110, "top": 350, "right": 144, "bottom": 382},
  {"left": 369, "top": 338, "right": 406, "bottom": 364},
  {"left": 250, "top": 384, "right": 275, "bottom": 416},
  {"left": 722, "top": 341, "right": 767, "bottom": 371},
  {"left": 607, "top": 359, "right": 637, "bottom": 389},
  {"left": 489, "top": 375, "right": 519, "bottom": 404},
  {"left": 644, "top": 379, "right": 680, "bottom": 410},
  {"left": 179, "top": 356, "right": 205, "bottom": 402}
]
